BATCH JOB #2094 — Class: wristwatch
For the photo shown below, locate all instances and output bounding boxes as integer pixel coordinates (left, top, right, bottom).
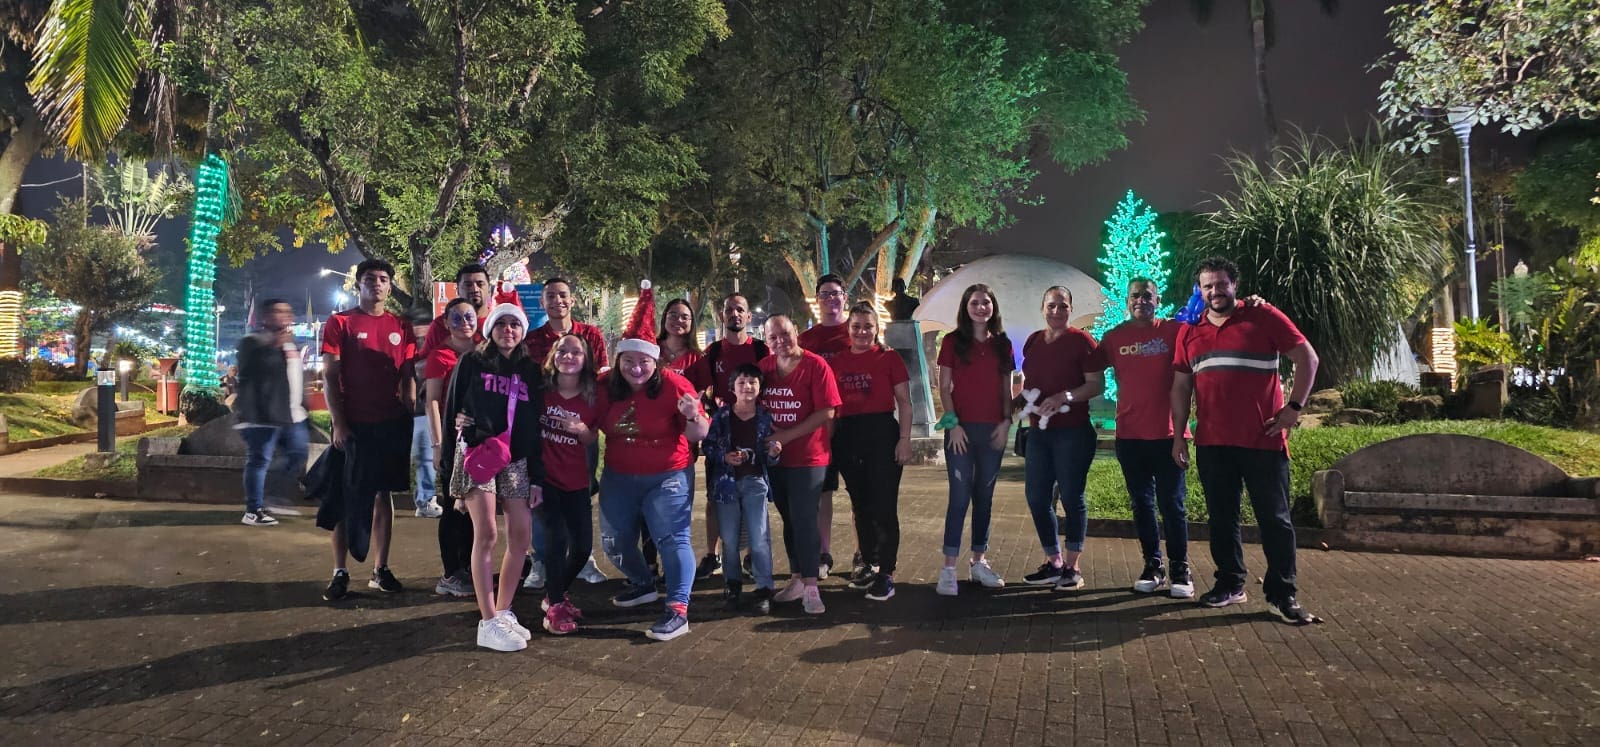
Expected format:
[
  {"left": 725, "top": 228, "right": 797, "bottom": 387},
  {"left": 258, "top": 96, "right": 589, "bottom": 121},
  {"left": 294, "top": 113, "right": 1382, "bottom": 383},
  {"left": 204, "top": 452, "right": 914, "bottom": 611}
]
[{"left": 1286, "top": 400, "right": 1303, "bottom": 411}]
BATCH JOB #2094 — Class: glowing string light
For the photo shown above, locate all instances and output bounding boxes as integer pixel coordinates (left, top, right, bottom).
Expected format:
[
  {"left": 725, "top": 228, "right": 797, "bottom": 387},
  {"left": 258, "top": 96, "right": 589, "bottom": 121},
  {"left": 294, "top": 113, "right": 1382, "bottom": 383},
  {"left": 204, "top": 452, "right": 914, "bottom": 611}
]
[
  {"left": 0, "top": 290, "right": 22, "bottom": 357},
  {"left": 181, "top": 154, "right": 230, "bottom": 391},
  {"left": 1090, "top": 190, "right": 1174, "bottom": 404}
]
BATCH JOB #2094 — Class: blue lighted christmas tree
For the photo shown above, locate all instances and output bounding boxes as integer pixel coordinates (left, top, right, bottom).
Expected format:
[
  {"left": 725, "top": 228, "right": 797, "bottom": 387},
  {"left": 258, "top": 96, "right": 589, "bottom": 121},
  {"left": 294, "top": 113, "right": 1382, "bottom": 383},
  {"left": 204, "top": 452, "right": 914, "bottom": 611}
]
[{"left": 1091, "top": 190, "right": 1173, "bottom": 402}]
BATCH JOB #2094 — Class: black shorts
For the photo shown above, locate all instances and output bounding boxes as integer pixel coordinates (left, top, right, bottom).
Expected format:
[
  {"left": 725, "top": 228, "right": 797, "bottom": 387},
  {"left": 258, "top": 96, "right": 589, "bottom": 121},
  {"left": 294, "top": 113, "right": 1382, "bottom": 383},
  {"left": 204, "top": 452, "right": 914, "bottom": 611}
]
[{"left": 348, "top": 419, "right": 412, "bottom": 495}]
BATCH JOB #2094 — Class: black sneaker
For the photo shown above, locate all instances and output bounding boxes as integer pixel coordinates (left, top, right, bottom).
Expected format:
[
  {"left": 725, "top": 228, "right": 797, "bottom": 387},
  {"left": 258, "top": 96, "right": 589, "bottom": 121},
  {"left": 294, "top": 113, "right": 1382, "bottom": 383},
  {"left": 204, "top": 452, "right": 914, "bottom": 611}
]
[
  {"left": 323, "top": 570, "right": 349, "bottom": 601},
  {"left": 240, "top": 511, "right": 279, "bottom": 526},
  {"left": 865, "top": 574, "right": 895, "bottom": 601},
  {"left": 1268, "top": 595, "right": 1319, "bottom": 625},
  {"left": 369, "top": 566, "right": 403, "bottom": 593},
  {"left": 1132, "top": 560, "right": 1166, "bottom": 594},
  {"left": 1054, "top": 568, "right": 1085, "bottom": 591},
  {"left": 750, "top": 586, "right": 772, "bottom": 615},
  {"left": 818, "top": 552, "right": 835, "bottom": 580},
  {"left": 694, "top": 554, "right": 720, "bottom": 581},
  {"left": 847, "top": 565, "right": 877, "bottom": 589},
  {"left": 612, "top": 583, "right": 661, "bottom": 608},
  {"left": 645, "top": 610, "right": 690, "bottom": 641},
  {"left": 1199, "top": 586, "right": 1247, "bottom": 608},
  {"left": 1023, "top": 562, "right": 1063, "bottom": 586},
  {"left": 724, "top": 581, "right": 743, "bottom": 611}
]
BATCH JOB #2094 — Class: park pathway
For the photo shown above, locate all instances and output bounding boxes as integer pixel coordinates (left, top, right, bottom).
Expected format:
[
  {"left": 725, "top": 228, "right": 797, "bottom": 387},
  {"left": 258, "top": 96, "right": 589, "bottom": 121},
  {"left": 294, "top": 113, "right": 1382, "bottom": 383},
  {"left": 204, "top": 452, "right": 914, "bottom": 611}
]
[
  {"left": 0, "top": 467, "right": 1596, "bottom": 745},
  {"left": 0, "top": 441, "right": 95, "bottom": 477}
]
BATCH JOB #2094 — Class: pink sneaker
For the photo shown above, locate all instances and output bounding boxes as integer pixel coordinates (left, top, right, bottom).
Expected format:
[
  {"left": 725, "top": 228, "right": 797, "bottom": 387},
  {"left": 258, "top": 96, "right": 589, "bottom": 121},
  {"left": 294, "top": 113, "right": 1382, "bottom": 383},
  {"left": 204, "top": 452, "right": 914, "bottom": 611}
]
[
  {"left": 543, "top": 603, "right": 577, "bottom": 635},
  {"left": 559, "top": 600, "right": 584, "bottom": 620}
]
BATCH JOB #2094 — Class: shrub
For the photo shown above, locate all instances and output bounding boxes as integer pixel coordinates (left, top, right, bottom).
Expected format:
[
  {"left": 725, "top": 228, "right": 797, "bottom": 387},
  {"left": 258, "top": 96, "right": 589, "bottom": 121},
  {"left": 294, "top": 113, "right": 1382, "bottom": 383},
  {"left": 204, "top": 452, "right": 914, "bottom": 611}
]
[
  {"left": 1453, "top": 318, "right": 1518, "bottom": 379},
  {"left": 179, "top": 388, "right": 228, "bottom": 425},
  {"left": 0, "top": 359, "right": 30, "bottom": 393},
  {"left": 1340, "top": 380, "right": 1419, "bottom": 420},
  {"left": 1506, "top": 387, "right": 1565, "bottom": 427},
  {"left": 30, "top": 358, "right": 79, "bottom": 382}
]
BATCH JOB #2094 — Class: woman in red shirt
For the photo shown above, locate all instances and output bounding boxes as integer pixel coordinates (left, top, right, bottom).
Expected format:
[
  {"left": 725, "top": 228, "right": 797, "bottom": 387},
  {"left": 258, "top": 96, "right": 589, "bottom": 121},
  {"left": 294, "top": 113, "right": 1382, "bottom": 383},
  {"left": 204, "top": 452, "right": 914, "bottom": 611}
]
[
  {"left": 829, "top": 302, "right": 912, "bottom": 602},
  {"left": 426, "top": 298, "right": 480, "bottom": 599},
  {"left": 536, "top": 334, "right": 601, "bottom": 635},
  {"left": 597, "top": 328, "right": 710, "bottom": 641},
  {"left": 1018, "top": 286, "right": 1106, "bottom": 592},
  {"left": 759, "top": 315, "right": 842, "bottom": 614},
  {"left": 935, "top": 284, "right": 1014, "bottom": 596}
]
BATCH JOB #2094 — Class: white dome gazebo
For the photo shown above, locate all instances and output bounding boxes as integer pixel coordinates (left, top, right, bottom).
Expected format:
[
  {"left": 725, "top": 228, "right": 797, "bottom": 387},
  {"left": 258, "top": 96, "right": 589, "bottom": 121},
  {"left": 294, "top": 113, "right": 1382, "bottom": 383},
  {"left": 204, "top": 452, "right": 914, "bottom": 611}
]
[{"left": 914, "top": 254, "right": 1108, "bottom": 360}]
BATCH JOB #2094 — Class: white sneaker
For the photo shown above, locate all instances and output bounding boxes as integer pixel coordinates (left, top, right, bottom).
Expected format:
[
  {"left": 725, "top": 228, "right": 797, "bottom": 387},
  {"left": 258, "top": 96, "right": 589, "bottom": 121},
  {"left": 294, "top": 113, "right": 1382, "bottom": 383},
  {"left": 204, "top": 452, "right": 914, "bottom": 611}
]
[
  {"left": 496, "top": 610, "right": 532, "bottom": 641},
  {"left": 969, "top": 559, "right": 1005, "bottom": 588},
  {"left": 772, "top": 579, "right": 805, "bottom": 603},
  {"left": 241, "top": 511, "right": 278, "bottom": 526},
  {"left": 936, "top": 566, "right": 959, "bottom": 596},
  {"left": 522, "top": 558, "right": 546, "bottom": 590},
  {"left": 578, "top": 555, "right": 608, "bottom": 583},
  {"left": 477, "top": 618, "right": 527, "bottom": 652},
  {"left": 802, "top": 585, "right": 825, "bottom": 614},
  {"left": 415, "top": 498, "right": 443, "bottom": 518}
]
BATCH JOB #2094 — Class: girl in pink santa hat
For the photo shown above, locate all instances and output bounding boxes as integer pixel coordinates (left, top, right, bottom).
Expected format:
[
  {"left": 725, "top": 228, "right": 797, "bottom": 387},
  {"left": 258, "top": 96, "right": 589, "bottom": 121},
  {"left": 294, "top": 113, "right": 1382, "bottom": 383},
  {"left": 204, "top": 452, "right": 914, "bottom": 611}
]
[{"left": 596, "top": 280, "right": 710, "bottom": 641}]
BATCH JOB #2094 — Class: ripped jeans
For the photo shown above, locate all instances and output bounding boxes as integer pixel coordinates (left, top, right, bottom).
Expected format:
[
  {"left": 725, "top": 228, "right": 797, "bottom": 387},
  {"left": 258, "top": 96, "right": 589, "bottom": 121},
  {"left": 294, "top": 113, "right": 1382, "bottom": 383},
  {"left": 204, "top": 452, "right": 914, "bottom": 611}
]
[{"left": 598, "top": 467, "right": 695, "bottom": 606}]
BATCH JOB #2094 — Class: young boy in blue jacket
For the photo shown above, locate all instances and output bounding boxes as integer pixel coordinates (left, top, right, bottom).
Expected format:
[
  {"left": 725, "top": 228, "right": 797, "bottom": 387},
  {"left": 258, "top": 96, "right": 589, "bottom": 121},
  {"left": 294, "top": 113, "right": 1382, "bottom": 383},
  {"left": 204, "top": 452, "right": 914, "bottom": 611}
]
[{"left": 701, "top": 363, "right": 781, "bottom": 614}]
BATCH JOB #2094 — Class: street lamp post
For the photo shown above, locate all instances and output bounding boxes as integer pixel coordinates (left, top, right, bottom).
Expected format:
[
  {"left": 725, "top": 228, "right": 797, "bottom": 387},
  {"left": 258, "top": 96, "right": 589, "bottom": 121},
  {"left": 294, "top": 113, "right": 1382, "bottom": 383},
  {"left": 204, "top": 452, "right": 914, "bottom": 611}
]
[
  {"left": 1448, "top": 107, "right": 1481, "bottom": 321},
  {"left": 117, "top": 359, "right": 132, "bottom": 402},
  {"left": 214, "top": 305, "right": 226, "bottom": 364},
  {"left": 728, "top": 244, "right": 742, "bottom": 294}
]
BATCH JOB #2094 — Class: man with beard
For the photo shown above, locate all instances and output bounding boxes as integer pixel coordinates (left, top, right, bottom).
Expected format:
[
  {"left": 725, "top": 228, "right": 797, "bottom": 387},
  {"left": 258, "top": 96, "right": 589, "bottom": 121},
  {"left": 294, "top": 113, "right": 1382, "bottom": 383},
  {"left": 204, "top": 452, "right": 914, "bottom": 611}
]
[
  {"left": 1170, "top": 257, "right": 1320, "bottom": 625},
  {"left": 419, "top": 263, "right": 491, "bottom": 355},
  {"left": 688, "top": 293, "right": 769, "bottom": 578}
]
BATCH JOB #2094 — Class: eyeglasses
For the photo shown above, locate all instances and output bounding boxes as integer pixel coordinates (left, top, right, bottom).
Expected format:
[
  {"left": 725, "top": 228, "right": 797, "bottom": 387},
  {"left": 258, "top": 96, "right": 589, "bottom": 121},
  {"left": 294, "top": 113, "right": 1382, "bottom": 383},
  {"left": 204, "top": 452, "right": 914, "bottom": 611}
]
[
  {"left": 817, "top": 291, "right": 846, "bottom": 299},
  {"left": 448, "top": 313, "right": 476, "bottom": 326}
]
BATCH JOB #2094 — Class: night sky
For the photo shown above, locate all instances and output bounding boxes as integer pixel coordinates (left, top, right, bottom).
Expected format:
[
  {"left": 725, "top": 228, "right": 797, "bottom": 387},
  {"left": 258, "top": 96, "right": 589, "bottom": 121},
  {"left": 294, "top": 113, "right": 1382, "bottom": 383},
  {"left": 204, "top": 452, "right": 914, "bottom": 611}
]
[{"left": 15, "top": 0, "right": 1399, "bottom": 319}]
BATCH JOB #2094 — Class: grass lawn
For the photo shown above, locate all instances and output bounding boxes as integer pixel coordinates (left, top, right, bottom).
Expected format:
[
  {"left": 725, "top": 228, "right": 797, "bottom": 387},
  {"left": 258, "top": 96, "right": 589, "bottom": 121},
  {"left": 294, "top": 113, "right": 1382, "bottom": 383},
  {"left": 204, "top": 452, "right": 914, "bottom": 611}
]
[
  {"left": 1069, "top": 419, "right": 1600, "bottom": 525},
  {"left": 0, "top": 392, "right": 82, "bottom": 441},
  {"left": 32, "top": 424, "right": 195, "bottom": 482}
]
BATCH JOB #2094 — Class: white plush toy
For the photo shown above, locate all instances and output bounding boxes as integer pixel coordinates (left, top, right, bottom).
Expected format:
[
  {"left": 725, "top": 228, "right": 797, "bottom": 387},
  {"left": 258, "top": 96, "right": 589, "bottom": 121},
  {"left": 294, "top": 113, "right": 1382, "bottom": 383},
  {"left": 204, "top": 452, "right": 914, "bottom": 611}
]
[{"left": 1019, "top": 387, "right": 1071, "bottom": 429}]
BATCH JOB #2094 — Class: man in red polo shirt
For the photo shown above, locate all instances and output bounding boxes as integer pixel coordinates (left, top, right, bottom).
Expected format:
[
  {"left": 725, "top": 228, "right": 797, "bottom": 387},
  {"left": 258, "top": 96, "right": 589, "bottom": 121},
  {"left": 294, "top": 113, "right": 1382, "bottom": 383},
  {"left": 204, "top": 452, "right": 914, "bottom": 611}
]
[
  {"left": 525, "top": 277, "right": 609, "bottom": 369},
  {"left": 1170, "top": 256, "right": 1320, "bottom": 625},
  {"left": 797, "top": 273, "right": 850, "bottom": 578}
]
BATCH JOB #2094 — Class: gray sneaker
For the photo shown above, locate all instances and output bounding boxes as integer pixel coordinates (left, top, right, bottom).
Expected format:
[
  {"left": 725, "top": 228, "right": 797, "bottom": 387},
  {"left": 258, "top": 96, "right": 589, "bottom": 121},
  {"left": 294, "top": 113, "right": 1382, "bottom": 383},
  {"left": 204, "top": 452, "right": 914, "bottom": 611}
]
[
  {"left": 522, "top": 558, "right": 546, "bottom": 590},
  {"left": 577, "top": 555, "right": 608, "bottom": 583},
  {"left": 434, "top": 572, "right": 473, "bottom": 597}
]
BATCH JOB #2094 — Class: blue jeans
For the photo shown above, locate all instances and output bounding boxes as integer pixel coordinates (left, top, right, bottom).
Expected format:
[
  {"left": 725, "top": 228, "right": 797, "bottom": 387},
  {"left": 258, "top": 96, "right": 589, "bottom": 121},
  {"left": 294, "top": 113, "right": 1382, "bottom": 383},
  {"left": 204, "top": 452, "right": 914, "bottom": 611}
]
[
  {"left": 1024, "top": 424, "right": 1096, "bottom": 555},
  {"left": 715, "top": 476, "right": 774, "bottom": 589},
  {"left": 410, "top": 415, "right": 435, "bottom": 508},
  {"left": 240, "top": 422, "right": 309, "bottom": 513},
  {"left": 943, "top": 421, "right": 1003, "bottom": 557},
  {"left": 599, "top": 468, "right": 695, "bottom": 606},
  {"left": 1115, "top": 438, "right": 1189, "bottom": 568}
]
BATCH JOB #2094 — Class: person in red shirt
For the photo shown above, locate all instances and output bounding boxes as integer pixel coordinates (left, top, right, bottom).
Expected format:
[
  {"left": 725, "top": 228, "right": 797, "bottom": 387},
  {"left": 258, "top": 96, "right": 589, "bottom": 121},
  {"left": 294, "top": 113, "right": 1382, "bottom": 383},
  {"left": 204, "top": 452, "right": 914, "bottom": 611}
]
[
  {"left": 1018, "top": 286, "right": 1106, "bottom": 593},
  {"left": 1171, "top": 256, "right": 1320, "bottom": 625},
  {"left": 425, "top": 297, "right": 482, "bottom": 599},
  {"left": 829, "top": 302, "right": 911, "bottom": 602},
  {"left": 797, "top": 274, "right": 851, "bottom": 578},
  {"left": 419, "top": 263, "right": 490, "bottom": 357},
  {"left": 536, "top": 333, "right": 603, "bottom": 635},
  {"left": 525, "top": 277, "right": 609, "bottom": 370},
  {"left": 318, "top": 258, "right": 417, "bottom": 602},
  {"left": 934, "top": 283, "right": 1014, "bottom": 596},
  {"left": 686, "top": 293, "right": 769, "bottom": 572},
  {"left": 596, "top": 281, "right": 709, "bottom": 641},
  {"left": 657, "top": 298, "right": 708, "bottom": 580},
  {"left": 1101, "top": 278, "right": 1194, "bottom": 599},
  {"left": 760, "top": 314, "right": 842, "bottom": 614}
]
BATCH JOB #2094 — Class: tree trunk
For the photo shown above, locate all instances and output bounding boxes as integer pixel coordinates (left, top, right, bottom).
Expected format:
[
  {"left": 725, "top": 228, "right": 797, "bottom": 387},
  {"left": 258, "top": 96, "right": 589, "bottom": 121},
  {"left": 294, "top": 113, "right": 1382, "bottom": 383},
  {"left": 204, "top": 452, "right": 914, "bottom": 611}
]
[
  {"left": 1250, "top": 3, "right": 1279, "bottom": 150},
  {"left": 897, "top": 206, "right": 937, "bottom": 284},
  {"left": 0, "top": 114, "right": 46, "bottom": 358},
  {"left": 72, "top": 310, "right": 95, "bottom": 379}
]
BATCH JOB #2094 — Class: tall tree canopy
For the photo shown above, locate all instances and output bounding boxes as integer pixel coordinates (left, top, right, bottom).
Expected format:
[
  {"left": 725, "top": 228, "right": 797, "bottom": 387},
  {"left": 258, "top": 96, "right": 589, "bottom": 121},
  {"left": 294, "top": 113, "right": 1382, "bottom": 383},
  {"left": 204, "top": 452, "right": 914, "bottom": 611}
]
[
  {"left": 1378, "top": 0, "right": 1600, "bottom": 150},
  {"left": 171, "top": 0, "right": 727, "bottom": 307}
]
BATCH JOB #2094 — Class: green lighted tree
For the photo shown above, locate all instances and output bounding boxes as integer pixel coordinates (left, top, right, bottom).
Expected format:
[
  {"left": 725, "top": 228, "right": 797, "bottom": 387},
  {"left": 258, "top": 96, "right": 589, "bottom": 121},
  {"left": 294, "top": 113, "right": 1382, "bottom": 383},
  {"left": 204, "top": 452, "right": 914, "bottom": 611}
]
[{"left": 1091, "top": 190, "right": 1173, "bottom": 402}]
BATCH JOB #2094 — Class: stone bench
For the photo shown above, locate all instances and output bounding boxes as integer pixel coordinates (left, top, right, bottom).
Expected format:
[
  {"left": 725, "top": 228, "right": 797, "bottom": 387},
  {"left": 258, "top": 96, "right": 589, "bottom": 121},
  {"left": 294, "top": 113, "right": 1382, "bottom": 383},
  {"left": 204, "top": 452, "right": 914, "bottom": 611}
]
[{"left": 1312, "top": 434, "right": 1599, "bottom": 558}]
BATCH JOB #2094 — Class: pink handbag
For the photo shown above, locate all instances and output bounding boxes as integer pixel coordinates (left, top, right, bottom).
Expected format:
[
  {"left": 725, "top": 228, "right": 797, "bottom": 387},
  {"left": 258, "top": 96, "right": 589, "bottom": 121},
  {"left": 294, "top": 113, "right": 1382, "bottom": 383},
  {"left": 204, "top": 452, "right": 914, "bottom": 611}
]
[{"left": 463, "top": 374, "right": 519, "bottom": 484}]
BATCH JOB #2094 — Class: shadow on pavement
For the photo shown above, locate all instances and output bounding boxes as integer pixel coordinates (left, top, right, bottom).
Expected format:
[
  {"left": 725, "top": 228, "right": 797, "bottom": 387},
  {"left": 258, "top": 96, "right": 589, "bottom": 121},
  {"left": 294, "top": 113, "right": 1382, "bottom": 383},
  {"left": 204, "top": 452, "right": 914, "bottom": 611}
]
[
  {"left": 0, "top": 581, "right": 441, "bottom": 626},
  {"left": 0, "top": 613, "right": 465, "bottom": 716}
]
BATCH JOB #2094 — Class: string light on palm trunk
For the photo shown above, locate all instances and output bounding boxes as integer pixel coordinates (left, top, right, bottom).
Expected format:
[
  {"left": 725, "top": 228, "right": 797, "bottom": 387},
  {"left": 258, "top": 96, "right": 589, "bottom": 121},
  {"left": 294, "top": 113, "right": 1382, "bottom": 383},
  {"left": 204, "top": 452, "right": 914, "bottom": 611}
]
[
  {"left": 0, "top": 290, "right": 22, "bottom": 357},
  {"left": 181, "top": 154, "right": 230, "bottom": 391}
]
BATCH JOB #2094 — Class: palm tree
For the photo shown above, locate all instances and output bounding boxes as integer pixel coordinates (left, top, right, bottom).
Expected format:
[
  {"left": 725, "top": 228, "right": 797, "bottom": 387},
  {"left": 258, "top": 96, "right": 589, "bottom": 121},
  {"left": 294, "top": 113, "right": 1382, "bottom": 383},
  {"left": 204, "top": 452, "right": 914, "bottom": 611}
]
[
  {"left": 1190, "top": 0, "right": 1339, "bottom": 148},
  {"left": 26, "top": 0, "right": 147, "bottom": 161}
]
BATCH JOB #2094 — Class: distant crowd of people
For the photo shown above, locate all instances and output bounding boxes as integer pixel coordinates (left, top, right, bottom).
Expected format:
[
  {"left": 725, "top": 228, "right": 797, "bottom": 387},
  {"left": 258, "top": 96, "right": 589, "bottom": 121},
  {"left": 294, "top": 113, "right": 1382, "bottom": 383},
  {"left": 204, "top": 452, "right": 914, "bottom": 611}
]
[{"left": 232, "top": 255, "right": 1320, "bottom": 652}]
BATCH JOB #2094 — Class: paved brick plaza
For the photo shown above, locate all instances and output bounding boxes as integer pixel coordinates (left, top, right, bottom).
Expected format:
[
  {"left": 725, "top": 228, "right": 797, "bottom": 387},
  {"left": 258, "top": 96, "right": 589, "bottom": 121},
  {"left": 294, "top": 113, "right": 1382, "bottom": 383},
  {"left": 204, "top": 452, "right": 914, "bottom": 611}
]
[{"left": 1, "top": 459, "right": 1597, "bottom": 745}]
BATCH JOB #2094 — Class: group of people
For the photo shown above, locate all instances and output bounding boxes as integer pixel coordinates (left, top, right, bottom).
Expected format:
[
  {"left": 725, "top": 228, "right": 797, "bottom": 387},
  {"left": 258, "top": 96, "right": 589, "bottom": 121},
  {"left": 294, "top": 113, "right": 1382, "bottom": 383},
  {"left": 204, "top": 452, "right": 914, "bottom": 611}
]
[{"left": 231, "top": 254, "right": 1320, "bottom": 653}]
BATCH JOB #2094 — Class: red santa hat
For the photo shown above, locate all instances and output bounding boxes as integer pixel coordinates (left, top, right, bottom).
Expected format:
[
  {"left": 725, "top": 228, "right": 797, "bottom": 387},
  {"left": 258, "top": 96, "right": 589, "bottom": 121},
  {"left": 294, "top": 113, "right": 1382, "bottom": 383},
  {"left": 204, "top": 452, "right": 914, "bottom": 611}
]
[
  {"left": 615, "top": 279, "right": 659, "bottom": 359},
  {"left": 492, "top": 280, "right": 521, "bottom": 309}
]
